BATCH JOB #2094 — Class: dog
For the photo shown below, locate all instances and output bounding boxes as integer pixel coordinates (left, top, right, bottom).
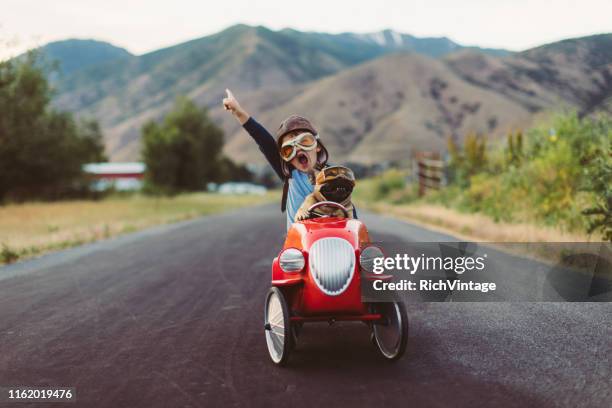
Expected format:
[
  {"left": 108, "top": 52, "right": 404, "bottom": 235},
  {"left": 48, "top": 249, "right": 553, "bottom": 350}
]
[{"left": 295, "top": 165, "right": 355, "bottom": 221}]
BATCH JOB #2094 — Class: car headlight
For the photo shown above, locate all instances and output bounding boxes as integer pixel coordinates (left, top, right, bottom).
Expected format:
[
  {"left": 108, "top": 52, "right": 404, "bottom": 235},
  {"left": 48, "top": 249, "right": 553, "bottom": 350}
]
[
  {"left": 279, "top": 248, "right": 305, "bottom": 273},
  {"left": 360, "top": 246, "right": 384, "bottom": 274}
]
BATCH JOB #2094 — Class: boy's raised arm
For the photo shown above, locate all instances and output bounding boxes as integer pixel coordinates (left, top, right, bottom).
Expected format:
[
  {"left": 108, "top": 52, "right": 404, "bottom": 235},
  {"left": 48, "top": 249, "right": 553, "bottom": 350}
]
[
  {"left": 223, "top": 89, "right": 250, "bottom": 124},
  {"left": 223, "top": 89, "right": 283, "bottom": 180}
]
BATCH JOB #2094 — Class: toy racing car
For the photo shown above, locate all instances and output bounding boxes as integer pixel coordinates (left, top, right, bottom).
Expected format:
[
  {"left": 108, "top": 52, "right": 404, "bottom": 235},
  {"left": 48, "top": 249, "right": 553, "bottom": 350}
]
[{"left": 264, "top": 201, "right": 408, "bottom": 365}]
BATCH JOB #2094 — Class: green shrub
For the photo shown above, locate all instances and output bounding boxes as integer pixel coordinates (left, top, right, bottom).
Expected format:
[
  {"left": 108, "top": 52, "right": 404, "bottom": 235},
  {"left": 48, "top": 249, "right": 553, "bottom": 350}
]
[
  {"left": 581, "top": 139, "right": 612, "bottom": 240},
  {"left": 374, "top": 170, "right": 406, "bottom": 200},
  {"left": 442, "top": 111, "right": 611, "bottom": 236},
  {"left": 1, "top": 243, "right": 19, "bottom": 264},
  {"left": 447, "top": 133, "right": 487, "bottom": 187}
]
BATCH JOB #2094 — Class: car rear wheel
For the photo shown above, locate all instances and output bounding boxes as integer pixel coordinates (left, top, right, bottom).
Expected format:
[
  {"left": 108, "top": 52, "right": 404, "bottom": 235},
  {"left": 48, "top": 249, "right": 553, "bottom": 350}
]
[
  {"left": 264, "top": 287, "right": 292, "bottom": 365},
  {"left": 371, "top": 301, "right": 408, "bottom": 361}
]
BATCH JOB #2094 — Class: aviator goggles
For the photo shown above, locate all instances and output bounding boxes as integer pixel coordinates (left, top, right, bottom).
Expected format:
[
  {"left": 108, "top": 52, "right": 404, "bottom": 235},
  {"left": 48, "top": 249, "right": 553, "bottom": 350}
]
[
  {"left": 280, "top": 132, "right": 319, "bottom": 162},
  {"left": 316, "top": 165, "right": 355, "bottom": 184}
]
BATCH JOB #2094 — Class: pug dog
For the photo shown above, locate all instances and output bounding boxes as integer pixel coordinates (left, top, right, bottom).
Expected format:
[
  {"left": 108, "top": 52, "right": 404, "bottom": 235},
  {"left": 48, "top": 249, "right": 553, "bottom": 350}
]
[{"left": 295, "top": 165, "right": 355, "bottom": 221}]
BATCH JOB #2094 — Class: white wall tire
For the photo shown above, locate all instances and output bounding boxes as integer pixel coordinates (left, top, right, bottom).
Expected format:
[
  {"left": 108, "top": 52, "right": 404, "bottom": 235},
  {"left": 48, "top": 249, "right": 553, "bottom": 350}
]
[
  {"left": 371, "top": 301, "right": 408, "bottom": 361},
  {"left": 264, "top": 287, "right": 292, "bottom": 366}
]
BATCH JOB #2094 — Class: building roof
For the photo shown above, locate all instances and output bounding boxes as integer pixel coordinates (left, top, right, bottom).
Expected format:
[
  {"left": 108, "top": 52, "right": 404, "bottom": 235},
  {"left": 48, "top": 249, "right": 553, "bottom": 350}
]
[{"left": 83, "top": 162, "right": 145, "bottom": 175}]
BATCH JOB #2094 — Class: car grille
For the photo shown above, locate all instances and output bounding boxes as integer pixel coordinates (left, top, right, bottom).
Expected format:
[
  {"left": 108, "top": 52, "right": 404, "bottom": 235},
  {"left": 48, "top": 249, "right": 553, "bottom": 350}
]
[{"left": 309, "top": 238, "right": 355, "bottom": 296}]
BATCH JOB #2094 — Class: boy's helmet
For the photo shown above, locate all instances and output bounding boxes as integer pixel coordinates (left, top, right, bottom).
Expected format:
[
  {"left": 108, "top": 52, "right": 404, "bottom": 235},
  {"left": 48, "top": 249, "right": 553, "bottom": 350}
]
[
  {"left": 276, "top": 115, "right": 328, "bottom": 178},
  {"left": 276, "top": 115, "right": 318, "bottom": 142}
]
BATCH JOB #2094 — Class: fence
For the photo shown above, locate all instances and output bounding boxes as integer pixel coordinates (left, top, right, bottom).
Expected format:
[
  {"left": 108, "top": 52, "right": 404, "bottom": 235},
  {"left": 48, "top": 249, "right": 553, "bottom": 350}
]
[{"left": 413, "top": 152, "right": 446, "bottom": 196}]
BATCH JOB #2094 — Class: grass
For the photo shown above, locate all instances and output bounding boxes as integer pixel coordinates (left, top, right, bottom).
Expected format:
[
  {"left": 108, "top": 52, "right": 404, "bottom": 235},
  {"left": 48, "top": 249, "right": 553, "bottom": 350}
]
[
  {"left": 358, "top": 201, "right": 591, "bottom": 243},
  {"left": 0, "top": 192, "right": 276, "bottom": 265},
  {"left": 354, "top": 177, "right": 603, "bottom": 266}
]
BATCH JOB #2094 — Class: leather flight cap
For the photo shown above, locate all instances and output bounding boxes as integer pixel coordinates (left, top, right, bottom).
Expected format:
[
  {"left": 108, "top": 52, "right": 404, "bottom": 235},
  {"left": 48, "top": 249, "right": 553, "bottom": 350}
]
[{"left": 276, "top": 115, "right": 318, "bottom": 145}]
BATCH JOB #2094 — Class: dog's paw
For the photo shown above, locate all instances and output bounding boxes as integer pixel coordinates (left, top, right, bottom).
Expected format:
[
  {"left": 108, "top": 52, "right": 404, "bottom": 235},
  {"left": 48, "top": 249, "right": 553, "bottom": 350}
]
[{"left": 295, "top": 209, "right": 309, "bottom": 221}]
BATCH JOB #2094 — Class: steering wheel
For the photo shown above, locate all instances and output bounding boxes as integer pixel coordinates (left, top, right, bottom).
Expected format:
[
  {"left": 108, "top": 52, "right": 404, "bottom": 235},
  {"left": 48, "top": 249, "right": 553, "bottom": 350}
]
[{"left": 307, "top": 201, "right": 350, "bottom": 219}]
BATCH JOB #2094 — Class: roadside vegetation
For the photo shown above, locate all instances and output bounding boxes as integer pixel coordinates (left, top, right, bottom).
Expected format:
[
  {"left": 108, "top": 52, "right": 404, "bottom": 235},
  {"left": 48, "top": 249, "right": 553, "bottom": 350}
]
[
  {"left": 0, "top": 51, "right": 271, "bottom": 265},
  {"left": 0, "top": 52, "right": 106, "bottom": 202},
  {"left": 354, "top": 112, "right": 612, "bottom": 242},
  {"left": 0, "top": 53, "right": 254, "bottom": 203},
  {"left": 0, "top": 192, "right": 275, "bottom": 265}
]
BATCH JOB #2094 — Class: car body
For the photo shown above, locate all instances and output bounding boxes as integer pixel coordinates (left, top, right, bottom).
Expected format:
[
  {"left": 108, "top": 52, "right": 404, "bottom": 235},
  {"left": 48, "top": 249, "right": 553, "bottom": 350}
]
[{"left": 264, "top": 202, "right": 408, "bottom": 365}]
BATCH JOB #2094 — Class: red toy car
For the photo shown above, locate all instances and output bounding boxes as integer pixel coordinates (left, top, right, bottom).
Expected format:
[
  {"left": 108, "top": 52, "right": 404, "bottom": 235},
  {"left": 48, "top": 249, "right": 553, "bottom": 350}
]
[{"left": 264, "top": 201, "right": 408, "bottom": 365}]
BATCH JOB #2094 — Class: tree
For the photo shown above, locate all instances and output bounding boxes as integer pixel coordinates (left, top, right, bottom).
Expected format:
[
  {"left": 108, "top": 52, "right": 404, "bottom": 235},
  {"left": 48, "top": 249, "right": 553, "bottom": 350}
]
[
  {"left": 141, "top": 97, "right": 225, "bottom": 194},
  {"left": 0, "top": 52, "right": 107, "bottom": 201}
]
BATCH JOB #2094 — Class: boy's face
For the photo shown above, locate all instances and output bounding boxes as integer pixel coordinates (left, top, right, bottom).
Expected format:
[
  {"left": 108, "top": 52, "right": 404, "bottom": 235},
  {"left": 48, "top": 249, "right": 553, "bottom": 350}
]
[{"left": 281, "top": 131, "right": 321, "bottom": 173}]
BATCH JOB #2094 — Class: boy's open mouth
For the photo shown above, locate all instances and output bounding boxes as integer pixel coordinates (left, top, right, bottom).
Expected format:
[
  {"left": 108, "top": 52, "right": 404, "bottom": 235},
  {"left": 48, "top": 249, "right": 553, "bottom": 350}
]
[{"left": 297, "top": 151, "right": 309, "bottom": 167}]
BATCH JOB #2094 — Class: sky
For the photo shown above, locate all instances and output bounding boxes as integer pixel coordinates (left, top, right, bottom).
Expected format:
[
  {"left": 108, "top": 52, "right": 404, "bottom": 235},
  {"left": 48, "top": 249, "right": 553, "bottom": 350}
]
[{"left": 2, "top": 0, "right": 611, "bottom": 59}]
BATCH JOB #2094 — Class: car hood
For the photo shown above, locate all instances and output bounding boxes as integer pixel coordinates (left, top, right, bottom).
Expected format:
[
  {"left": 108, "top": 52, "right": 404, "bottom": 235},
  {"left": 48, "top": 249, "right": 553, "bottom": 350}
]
[{"left": 284, "top": 217, "right": 370, "bottom": 251}]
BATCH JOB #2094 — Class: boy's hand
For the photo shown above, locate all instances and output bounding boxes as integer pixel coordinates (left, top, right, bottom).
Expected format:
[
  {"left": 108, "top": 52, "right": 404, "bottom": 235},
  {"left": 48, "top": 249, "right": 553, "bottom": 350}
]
[
  {"left": 223, "top": 88, "right": 250, "bottom": 124},
  {"left": 223, "top": 89, "right": 238, "bottom": 111}
]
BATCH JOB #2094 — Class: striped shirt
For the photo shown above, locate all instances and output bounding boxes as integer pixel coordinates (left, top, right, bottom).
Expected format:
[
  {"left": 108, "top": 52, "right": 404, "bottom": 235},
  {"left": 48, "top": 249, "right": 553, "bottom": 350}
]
[{"left": 285, "top": 169, "right": 314, "bottom": 230}]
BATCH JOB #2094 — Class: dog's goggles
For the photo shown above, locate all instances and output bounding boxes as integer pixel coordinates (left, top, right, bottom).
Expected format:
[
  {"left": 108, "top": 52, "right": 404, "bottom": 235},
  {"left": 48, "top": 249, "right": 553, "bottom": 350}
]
[
  {"left": 280, "top": 132, "right": 319, "bottom": 162},
  {"left": 316, "top": 165, "right": 355, "bottom": 184}
]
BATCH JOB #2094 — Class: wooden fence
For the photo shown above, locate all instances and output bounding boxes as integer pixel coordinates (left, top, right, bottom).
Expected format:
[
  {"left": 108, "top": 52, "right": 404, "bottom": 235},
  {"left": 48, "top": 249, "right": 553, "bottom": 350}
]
[{"left": 413, "top": 152, "right": 446, "bottom": 196}]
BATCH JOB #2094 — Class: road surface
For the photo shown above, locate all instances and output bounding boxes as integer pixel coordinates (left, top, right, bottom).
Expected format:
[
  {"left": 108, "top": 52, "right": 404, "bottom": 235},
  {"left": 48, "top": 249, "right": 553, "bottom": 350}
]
[{"left": 0, "top": 204, "right": 610, "bottom": 407}]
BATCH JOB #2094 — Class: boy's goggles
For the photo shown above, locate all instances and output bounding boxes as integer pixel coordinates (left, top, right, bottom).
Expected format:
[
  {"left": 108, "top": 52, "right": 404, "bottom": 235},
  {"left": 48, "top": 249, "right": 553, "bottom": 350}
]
[{"left": 280, "top": 132, "right": 319, "bottom": 162}]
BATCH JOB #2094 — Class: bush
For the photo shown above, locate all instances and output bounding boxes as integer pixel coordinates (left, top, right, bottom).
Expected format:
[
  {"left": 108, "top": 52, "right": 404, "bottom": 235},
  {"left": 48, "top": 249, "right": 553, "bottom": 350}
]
[
  {"left": 374, "top": 170, "right": 406, "bottom": 200},
  {"left": 581, "top": 139, "right": 612, "bottom": 240},
  {"left": 447, "top": 133, "right": 487, "bottom": 187},
  {"left": 442, "top": 111, "right": 611, "bottom": 237},
  {"left": 1, "top": 244, "right": 19, "bottom": 264}
]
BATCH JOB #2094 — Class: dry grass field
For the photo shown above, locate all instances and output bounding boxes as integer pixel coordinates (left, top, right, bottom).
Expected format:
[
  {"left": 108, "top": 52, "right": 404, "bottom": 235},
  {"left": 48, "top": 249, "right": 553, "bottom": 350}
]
[
  {"left": 359, "top": 201, "right": 591, "bottom": 243},
  {"left": 0, "top": 192, "right": 276, "bottom": 264}
]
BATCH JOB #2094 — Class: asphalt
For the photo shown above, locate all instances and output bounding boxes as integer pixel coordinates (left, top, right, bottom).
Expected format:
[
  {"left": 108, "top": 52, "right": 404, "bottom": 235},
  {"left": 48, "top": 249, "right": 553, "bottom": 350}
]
[{"left": 0, "top": 204, "right": 610, "bottom": 407}]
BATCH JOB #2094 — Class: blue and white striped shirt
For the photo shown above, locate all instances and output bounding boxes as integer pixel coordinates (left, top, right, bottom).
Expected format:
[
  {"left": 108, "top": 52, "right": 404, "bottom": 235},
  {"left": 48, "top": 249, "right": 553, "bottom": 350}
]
[{"left": 285, "top": 169, "right": 314, "bottom": 230}]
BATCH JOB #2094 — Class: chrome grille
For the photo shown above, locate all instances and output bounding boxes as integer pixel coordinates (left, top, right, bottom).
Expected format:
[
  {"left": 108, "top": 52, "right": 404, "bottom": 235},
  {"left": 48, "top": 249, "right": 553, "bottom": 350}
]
[{"left": 309, "top": 238, "right": 355, "bottom": 296}]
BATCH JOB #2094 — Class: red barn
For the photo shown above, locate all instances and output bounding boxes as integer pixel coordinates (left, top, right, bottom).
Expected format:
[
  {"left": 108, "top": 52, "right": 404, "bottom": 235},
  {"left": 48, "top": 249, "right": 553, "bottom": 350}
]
[{"left": 83, "top": 162, "right": 146, "bottom": 191}]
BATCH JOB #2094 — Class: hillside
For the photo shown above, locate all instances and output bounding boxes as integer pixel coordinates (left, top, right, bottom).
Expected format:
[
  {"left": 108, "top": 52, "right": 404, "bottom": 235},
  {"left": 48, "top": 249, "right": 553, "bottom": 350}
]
[
  {"left": 446, "top": 34, "right": 612, "bottom": 114},
  {"left": 44, "top": 27, "right": 611, "bottom": 164},
  {"left": 221, "top": 34, "right": 612, "bottom": 165},
  {"left": 220, "top": 53, "right": 532, "bottom": 165},
  {"left": 36, "top": 39, "right": 132, "bottom": 76},
  {"left": 51, "top": 24, "right": 389, "bottom": 158},
  {"left": 46, "top": 25, "right": 513, "bottom": 160}
]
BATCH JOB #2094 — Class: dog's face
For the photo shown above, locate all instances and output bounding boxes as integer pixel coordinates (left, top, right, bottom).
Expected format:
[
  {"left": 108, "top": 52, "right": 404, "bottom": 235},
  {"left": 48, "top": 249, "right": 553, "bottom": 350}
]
[
  {"left": 318, "top": 178, "right": 354, "bottom": 203},
  {"left": 315, "top": 166, "right": 355, "bottom": 203}
]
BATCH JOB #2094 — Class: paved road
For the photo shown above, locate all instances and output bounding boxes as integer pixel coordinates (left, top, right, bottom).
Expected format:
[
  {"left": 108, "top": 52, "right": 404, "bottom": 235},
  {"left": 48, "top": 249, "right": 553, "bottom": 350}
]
[{"left": 0, "top": 204, "right": 610, "bottom": 407}]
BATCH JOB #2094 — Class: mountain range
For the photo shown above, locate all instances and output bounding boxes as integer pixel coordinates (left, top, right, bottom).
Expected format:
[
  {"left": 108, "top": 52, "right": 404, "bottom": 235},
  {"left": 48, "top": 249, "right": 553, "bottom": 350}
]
[{"left": 32, "top": 25, "right": 612, "bottom": 165}]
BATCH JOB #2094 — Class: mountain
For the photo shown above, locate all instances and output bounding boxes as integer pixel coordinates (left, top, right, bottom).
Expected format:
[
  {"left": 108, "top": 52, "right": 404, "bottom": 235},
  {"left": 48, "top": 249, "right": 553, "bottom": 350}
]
[
  {"left": 46, "top": 24, "right": 513, "bottom": 160},
  {"left": 220, "top": 53, "right": 532, "bottom": 165},
  {"left": 446, "top": 34, "right": 612, "bottom": 115},
  {"left": 220, "top": 34, "right": 612, "bottom": 165},
  {"left": 43, "top": 26, "right": 611, "bottom": 164},
  {"left": 353, "top": 29, "right": 509, "bottom": 57},
  {"left": 35, "top": 39, "right": 132, "bottom": 76}
]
